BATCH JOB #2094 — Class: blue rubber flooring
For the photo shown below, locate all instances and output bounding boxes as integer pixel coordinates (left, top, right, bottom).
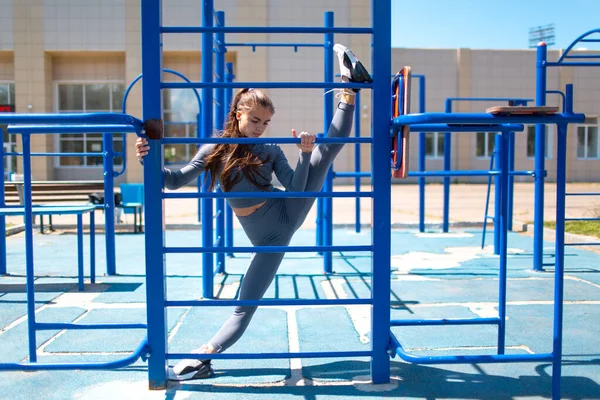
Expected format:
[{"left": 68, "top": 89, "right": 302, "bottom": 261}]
[{"left": 0, "top": 228, "right": 599, "bottom": 399}]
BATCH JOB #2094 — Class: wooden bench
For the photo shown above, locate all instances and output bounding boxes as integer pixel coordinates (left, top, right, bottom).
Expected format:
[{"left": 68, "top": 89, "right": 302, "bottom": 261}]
[{"left": 2, "top": 180, "right": 142, "bottom": 233}]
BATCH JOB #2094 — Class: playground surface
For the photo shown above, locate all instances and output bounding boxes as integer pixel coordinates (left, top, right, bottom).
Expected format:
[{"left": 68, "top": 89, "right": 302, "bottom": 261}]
[{"left": 1, "top": 183, "right": 600, "bottom": 399}]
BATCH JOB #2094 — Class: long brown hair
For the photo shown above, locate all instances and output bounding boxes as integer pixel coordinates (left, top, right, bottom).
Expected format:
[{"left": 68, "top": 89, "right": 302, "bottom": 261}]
[{"left": 203, "top": 88, "right": 275, "bottom": 192}]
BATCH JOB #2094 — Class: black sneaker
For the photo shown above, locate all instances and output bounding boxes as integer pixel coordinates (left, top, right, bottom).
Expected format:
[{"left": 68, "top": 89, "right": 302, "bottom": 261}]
[
  {"left": 168, "top": 359, "right": 214, "bottom": 381},
  {"left": 333, "top": 44, "right": 373, "bottom": 91}
]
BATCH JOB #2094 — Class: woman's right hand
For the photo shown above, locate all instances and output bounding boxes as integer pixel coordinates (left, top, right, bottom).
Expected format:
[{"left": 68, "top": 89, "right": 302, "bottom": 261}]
[{"left": 136, "top": 137, "right": 150, "bottom": 162}]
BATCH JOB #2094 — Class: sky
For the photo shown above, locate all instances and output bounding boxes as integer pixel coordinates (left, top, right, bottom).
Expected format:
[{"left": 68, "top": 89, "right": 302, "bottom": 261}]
[{"left": 391, "top": 0, "right": 600, "bottom": 50}]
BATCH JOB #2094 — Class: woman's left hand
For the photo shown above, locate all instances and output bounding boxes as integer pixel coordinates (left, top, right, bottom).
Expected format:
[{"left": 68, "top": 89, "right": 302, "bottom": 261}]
[{"left": 292, "top": 129, "right": 316, "bottom": 153}]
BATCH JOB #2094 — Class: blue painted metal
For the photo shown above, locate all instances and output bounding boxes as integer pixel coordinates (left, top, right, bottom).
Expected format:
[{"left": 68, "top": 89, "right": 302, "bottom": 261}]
[
  {"left": 354, "top": 91, "right": 361, "bottom": 233},
  {"left": 165, "top": 245, "right": 371, "bottom": 254},
  {"left": 391, "top": 317, "right": 500, "bottom": 326},
  {"left": 507, "top": 131, "right": 515, "bottom": 231},
  {"left": 164, "top": 81, "right": 371, "bottom": 90},
  {"left": 417, "top": 75, "right": 426, "bottom": 233},
  {"left": 497, "top": 130, "right": 509, "bottom": 354},
  {"left": 481, "top": 151, "right": 496, "bottom": 249},
  {"left": 162, "top": 136, "right": 371, "bottom": 144},
  {"left": 224, "top": 43, "right": 323, "bottom": 51},
  {"left": 371, "top": 0, "right": 392, "bottom": 384},
  {"left": 0, "top": 140, "right": 6, "bottom": 275},
  {"left": 103, "top": 133, "right": 117, "bottom": 276},
  {"left": 556, "top": 29, "right": 600, "bottom": 64},
  {"left": 164, "top": 191, "right": 372, "bottom": 199},
  {"left": 161, "top": 26, "right": 372, "bottom": 34},
  {"left": 323, "top": 11, "right": 334, "bottom": 274},
  {"left": 494, "top": 134, "right": 502, "bottom": 255},
  {"left": 6, "top": 124, "right": 138, "bottom": 134},
  {"left": 201, "top": 0, "right": 215, "bottom": 299},
  {"left": 214, "top": 11, "right": 226, "bottom": 275},
  {"left": 169, "top": 350, "right": 372, "bottom": 360},
  {"left": 77, "top": 214, "right": 84, "bottom": 291},
  {"left": 140, "top": 0, "right": 167, "bottom": 389},
  {"left": 442, "top": 100, "right": 452, "bottom": 232},
  {"left": 316, "top": 133, "right": 324, "bottom": 255},
  {"left": 0, "top": 114, "right": 143, "bottom": 128},
  {"left": 167, "top": 298, "right": 372, "bottom": 307},
  {"left": 224, "top": 62, "right": 235, "bottom": 257},
  {"left": 89, "top": 211, "right": 95, "bottom": 284},
  {"left": 393, "top": 113, "right": 584, "bottom": 125}
]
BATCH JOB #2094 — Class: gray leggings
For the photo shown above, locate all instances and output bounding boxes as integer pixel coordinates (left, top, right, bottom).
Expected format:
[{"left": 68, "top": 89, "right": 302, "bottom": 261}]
[{"left": 208, "top": 102, "right": 355, "bottom": 353}]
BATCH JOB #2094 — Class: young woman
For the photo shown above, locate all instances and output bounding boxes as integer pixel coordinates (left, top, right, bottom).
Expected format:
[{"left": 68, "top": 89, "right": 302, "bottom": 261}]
[{"left": 135, "top": 44, "right": 372, "bottom": 380}]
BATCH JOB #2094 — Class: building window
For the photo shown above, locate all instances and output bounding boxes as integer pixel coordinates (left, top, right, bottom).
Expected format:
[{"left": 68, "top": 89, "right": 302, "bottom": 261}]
[
  {"left": 425, "top": 132, "right": 444, "bottom": 159},
  {"left": 56, "top": 83, "right": 125, "bottom": 167},
  {"left": 163, "top": 89, "right": 200, "bottom": 164},
  {"left": 475, "top": 132, "right": 496, "bottom": 158},
  {"left": 526, "top": 125, "right": 552, "bottom": 159},
  {"left": 1, "top": 82, "right": 16, "bottom": 179},
  {"left": 577, "top": 118, "right": 599, "bottom": 159}
]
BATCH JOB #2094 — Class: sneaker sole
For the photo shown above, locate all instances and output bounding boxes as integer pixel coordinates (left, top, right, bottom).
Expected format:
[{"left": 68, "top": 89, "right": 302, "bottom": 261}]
[
  {"left": 333, "top": 44, "right": 373, "bottom": 85},
  {"left": 168, "top": 365, "right": 214, "bottom": 381}
]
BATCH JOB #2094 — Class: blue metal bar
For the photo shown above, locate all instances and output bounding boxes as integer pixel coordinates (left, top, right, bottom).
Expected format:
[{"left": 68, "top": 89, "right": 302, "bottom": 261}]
[
  {"left": 566, "top": 192, "right": 600, "bottom": 196},
  {"left": 481, "top": 151, "right": 496, "bottom": 249},
  {"left": 162, "top": 81, "right": 371, "bottom": 90},
  {"left": 546, "top": 61, "right": 600, "bottom": 67},
  {"left": 166, "top": 298, "right": 371, "bottom": 307},
  {"left": 497, "top": 131, "right": 510, "bottom": 354},
  {"left": 168, "top": 350, "right": 371, "bottom": 360},
  {"left": 336, "top": 170, "right": 533, "bottom": 178},
  {"left": 0, "top": 337, "right": 148, "bottom": 371},
  {"left": 3, "top": 152, "right": 106, "bottom": 157},
  {"left": 565, "top": 217, "right": 600, "bottom": 221},
  {"left": 201, "top": 0, "right": 215, "bottom": 300},
  {"left": 442, "top": 100, "right": 452, "bottom": 233},
  {"left": 225, "top": 42, "right": 324, "bottom": 49},
  {"left": 0, "top": 140, "right": 6, "bottom": 275},
  {"left": 224, "top": 62, "right": 234, "bottom": 257},
  {"left": 556, "top": 29, "right": 600, "bottom": 64},
  {"left": 77, "top": 214, "right": 84, "bottom": 291},
  {"left": 162, "top": 136, "right": 371, "bottom": 145},
  {"left": 445, "top": 97, "right": 534, "bottom": 103},
  {"left": 371, "top": 0, "right": 391, "bottom": 384},
  {"left": 0, "top": 113, "right": 143, "bottom": 128},
  {"left": 161, "top": 26, "right": 373, "bottom": 34},
  {"left": 507, "top": 131, "right": 515, "bottom": 231},
  {"left": 323, "top": 11, "right": 334, "bottom": 275},
  {"left": 36, "top": 322, "right": 147, "bottom": 330},
  {"left": 163, "top": 191, "right": 372, "bottom": 199},
  {"left": 335, "top": 172, "right": 370, "bottom": 178},
  {"left": 494, "top": 134, "right": 502, "bottom": 255},
  {"left": 7, "top": 124, "right": 138, "bottom": 134},
  {"left": 22, "top": 133, "right": 37, "bottom": 363},
  {"left": 214, "top": 11, "right": 226, "bottom": 275},
  {"left": 410, "top": 124, "right": 524, "bottom": 133},
  {"left": 103, "top": 133, "right": 117, "bottom": 276},
  {"left": 140, "top": 0, "right": 167, "bottom": 389},
  {"left": 393, "top": 113, "right": 584, "bottom": 126},
  {"left": 553, "top": 122, "right": 568, "bottom": 400},
  {"left": 391, "top": 317, "right": 500, "bottom": 326},
  {"left": 547, "top": 90, "right": 566, "bottom": 113},
  {"left": 534, "top": 43, "right": 547, "bottom": 272},
  {"left": 89, "top": 211, "right": 95, "bottom": 284},
  {"left": 354, "top": 91, "right": 361, "bottom": 234},
  {"left": 165, "top": 245, "right": 372, "bottom": 254},
  {"left": 418, "top": 75, "right": 426, "bottom": 233},
  {"left": 316, "top": 134, "right": 324, "bottom": 254},
  {"left": 566, "top": 242, "right": 600, "bottom": 246}
]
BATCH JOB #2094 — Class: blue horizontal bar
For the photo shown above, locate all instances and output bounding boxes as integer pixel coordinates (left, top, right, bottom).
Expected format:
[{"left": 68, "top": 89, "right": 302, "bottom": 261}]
[
  {"left": 391, "top": 317, "right": 500, "bottom": 327},
  {"left": 446, "top": 98, "right": 533, "bottom": 102},
  {"left": 565, "top": 217, "right": 600, "bottom": 221},
  {"left": 335, "top": 171, "right": 534, "bottom": 178},
  {"left": 334, "top": 172, "right": 370, "bottom": 178},
  {"left": 168, "top": 350, "right": 371, "bottom": 360},
  {"left": 563, "top": 54, "right": 600, "bottom": 59},
  {"left": 7, "top": 124, "right": 138, "bottom": 134},
  {"left": 408, "top": 170, "right": 498, "bottom": 177},
  {"left": 408, "top": 124, "right": 524, "bottom": 133},
  {"left": 394, "top": 112, "right": 585, "bottom": 125},
  {"left": 163, "top": 191, "right": 373, "bottom": 199},
  {"left": 161, "top": 26, "right": 373, "bottom": 34},
  {"left": 0, "top": 338, "right": 147, "bottom": 371},
  {"left": 162, "top": 82, "right": 371, "bottom": 90},
  {"left": 164, "top": 245, "right": 372, "bottom": 254},
  {"left": 162, "top": 137, "right": 371, "bottom": 145},
  {"left": 510, "top": 170, "right": 535, "bottom": 176},
  {"left": 546, "top": 62, "right": 600, "bottom": 67},
  {"left": 565, "top": 242, "right": 600, "bottom": 246},
  {"left": 566, "top": 192, "right": 600, "bottom": 196},
  {"left": 36, "top": 322, "right": 147, "bottom": 330},
  {"left": 225, "top": 43, "right": 324, "bottom": 48},
  {"left": 4, "top": 152, "right": 105, "bottom": 157},
  {"left": 166, "top": 298, "right": 372, "bottom": 307},
  {"left": 0, "top": 113, "right": 143, "bottom": 127}
]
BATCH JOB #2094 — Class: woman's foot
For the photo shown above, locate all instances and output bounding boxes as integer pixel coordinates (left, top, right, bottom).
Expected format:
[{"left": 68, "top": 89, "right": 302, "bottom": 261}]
[
  {"left": 168, "top": 344, "right": 216, "bottom": 381},
  {"left": 333, "top": 44, "right": 373, "bottom": 92}
]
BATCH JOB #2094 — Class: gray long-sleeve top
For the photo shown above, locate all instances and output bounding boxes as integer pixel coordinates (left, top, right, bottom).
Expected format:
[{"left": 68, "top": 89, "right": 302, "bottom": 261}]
[{"left": 163, "top": 143, "right": 312, "bottom": 208}]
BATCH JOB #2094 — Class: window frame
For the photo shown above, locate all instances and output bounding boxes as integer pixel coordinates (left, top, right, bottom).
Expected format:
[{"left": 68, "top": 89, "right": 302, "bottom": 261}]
[
  {"left": 526, "top": 124, "right": 553, "bottom": 160},
  {"left": 424, "top": 132, "right": 445, "bottom": 159},
  {"left": 1, "top": 81, "right": 17, "bottom": 179},
  {"left": 475, "top": 131, "right": 497, "bottom": 159},
  {"left": 576, "top": 118, "right": 600, "bottom": 160}
]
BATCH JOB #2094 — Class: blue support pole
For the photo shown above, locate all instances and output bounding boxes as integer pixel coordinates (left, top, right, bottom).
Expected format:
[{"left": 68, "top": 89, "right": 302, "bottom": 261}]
[
  {"left": 224, "top": 62, "right": 235, "bottom": 257},
  {"left": 418, "top": 75, "right": 426, "bottom": 233},
  {"left": 21, "top": 133, "right": 37, "bottom": 363},
  {"left": 102, "top": 133, "right": 117, "bottom": 276},
  {"left": 197, "top": 112, "right": 202, "bottom": 223},
  {"left": 533, "top": 43, "right": 547, "bottom": 272},
  {"left": 77, "top": 214, "right": 84, "bottom": 291},
  {"left": 354, "top": 91, "right": 361, "bottom": 233},
  {"left": 316, "top": 133, "right": 324, "bottom": 254},
  {"left": 0, "top": 140, "right": 6, "bottom": 275},
  {"left": 323, "top": 12, "right": 334, "bottom": 274},
  {"left": 494, "top": 134, "right": 502, "bottom": 255},
  {"left": 141, "top": 0, "right": 167, "bottom": 389},
  {"left": 497, "top": 131, "right": 509, "bottom": 354},
  {"left": 507, "top": 131, "right": 515, "bottom": 231},
  {"left": 201, "top": 0, "right": 215, "bottom": 298},
  {"left": 371, "top": 0, "right": 392, "bottom": 384},
  {"left": 214, "top": 11, "right": 226, "bottom": 274},
  {"left": 443, "top": 99, "right": 452, "bottom": 232}
]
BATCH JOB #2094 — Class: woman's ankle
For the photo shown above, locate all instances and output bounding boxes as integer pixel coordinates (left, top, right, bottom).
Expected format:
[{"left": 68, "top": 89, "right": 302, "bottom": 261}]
[{"left": 339, "top": 90, "right": 356, "bottom": 105}]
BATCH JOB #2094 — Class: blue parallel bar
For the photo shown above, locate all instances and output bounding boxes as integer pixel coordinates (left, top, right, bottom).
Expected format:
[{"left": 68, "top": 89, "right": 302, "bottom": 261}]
[
  {"left": 393, "top": 113, "right": 584, "bottom": 125},
  {"left": 140, "top": 0, "right": 168, "bottom": 389},
  {"left": 390, "top": 332, "right": 553, "bottom": 365},
  {"left": 163, "top": 191, "right": 372, "bottom": 199},
  {"left": 371, "top": 0, "right": 392, "bottom": 384},
  {"left": 103, "top": 133, "right": 117, "bottom": 276},
  {"left": 409, "top": 123, "right": 523, "bottom": 133},
  {"left": 168, "top": 350, "right": 371, "bottom": 360},
  {"left": 323, "top": 11, "right": 334, "bottom": 275},
  {"left": 164, "top": 245, "right": 372, "bottom": 254},
  {"left": 224, "top": 62, "right": 235, "bottom": 257},
  {"left": 215, "top": 11, "right": 226, "bottom": 275},
  {"left": 534, "top": 43, "right": 547, "bottom": 273},
  {"left": 201, "top": 0, "right": 215, "bottom": 300},
  {"left": 482, "top": 150, "right": 496, "bottom": 249},
  {"left": 160, "top": 26, "right": 372, "bottom": 34},
  {"left": 391, "top": 317, "right": 500, "bottom": 326},
  {"left": 354, "top": 90, "right": 361, "bottom": 234},
  {"left": 507, "top": 131, "right": 515, "bottom": 231},
  {"left": 336, "top": 170, "right": 533, "bottom": 178},
  {"left": 417, "top": 75, "right": 426, "bottom": 233},
  {"left": 442, "top": 100, "right": 452, "bottom": 233},
  {"left": 225, "top": 42, "right": 323, "bottom": 49},
  {"left": 162, "top": 137, "right": 371, "bottom": 144},
  {"left": 494, "top": 134, "right": 502, "bottom": 255},
  {"left": 566, "top": 242, "right": 600, "bottom": 246},
  {"left": 166, "top": 298, "right": 372, "bottom": 307},
  {"left": 566, "top": 192, "right": 600, "bottom": 196},
  {"left": 0, "top": 337, "right": 148, "bottom": 371},
  {"left": 546, "top": 61, "right": 600, "bottom": 67},
  {"left": 4, "top": 152, "right": 105, "bottom": 157},
  {"left": 7, "top": 124, "right": 139, "bottom": 134},
  {"left": 0, "top": 139, "right": 6, "bottom": 275},
  {"left": 163, "top": 81, "right": 371, "bottom": 90},
  {"left": 77, "top": 214, "right": 84, "bottom": 291},
  {"left": 22, "top": 133, "right": 37, "bottom": 363},
  {"left": 411, "top": 170, "right": 499, "bottom": 177},
  {"left": 497, "top": 131, "right": 510, "bottom": 354},
  {"left": 36, "top": 322, "right": 147, "bottom": 330},
  {"left": 89, "top": 211, "right": 95, "bottom": 284},
  {"left": 316, "top": 134, "right": 324, "bottom": 254},
  {"left": 565, "top": 217, "right": 600, "bottom": 221},
  {"left": 335, "top": 172, "right": 370, "bottom": 178},
  {"left": 0, "top": 113, "right": 143, "bottom": 127}
]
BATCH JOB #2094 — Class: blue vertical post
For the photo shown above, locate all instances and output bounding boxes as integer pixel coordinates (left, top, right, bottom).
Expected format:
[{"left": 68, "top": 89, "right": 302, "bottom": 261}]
[
  {"left": 77, "top": 214, "right": 84, "bottom": 291},
  {"left": 197, "top": 112, "right": 202, "bottom": 223},
  {"left": 354, "top": 91, "right": 361, "bottom": 233},
  {"left": 316, "top": 133, "right": 324, "bottom": 254},
  {"left": 418, "top": 75, "right": 426, "bottom": 233},
  {"left": 323, "top": 11, "right": 334, "bottom": 274},
  {"left": 0, "top": 140, "right": 6, "bottom": 275},
  {"left": 90, "top": 211, "right": 95, "bottom": 283},
  {"left": 214, "top": 11, "right": 226, "bottom": 274},
  {"left": 21, "top": 133, "right": 37, "bottom": 363},
  {"left": 224, "top": 62, "right": 235, "bottom": 257},
  {"left": 102, "top": 133, "right": 117, "bottom": 276},
  {"left": 497, "top": 131, "right": 509, "bottom": 354},
  {"left": 201, "top": 0, "right": 215, "bottom": 298},
  {"left": 443, "top": 99, "right": 452, "bottom": 232},
  {"left": 533, "top": 42, "right": 547, "bottom": 272},
  {"left": 141, "top": 0, "right": 167, "bottom": 389},
  {"left": 507, "top": 131, "right": 515, "bottom": 231},
  {"left": 371, "top": 0, "right": 392, "bottom": 384},
  {"left": 494, "top": 134, "right": 502, "bottom": 255}
]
